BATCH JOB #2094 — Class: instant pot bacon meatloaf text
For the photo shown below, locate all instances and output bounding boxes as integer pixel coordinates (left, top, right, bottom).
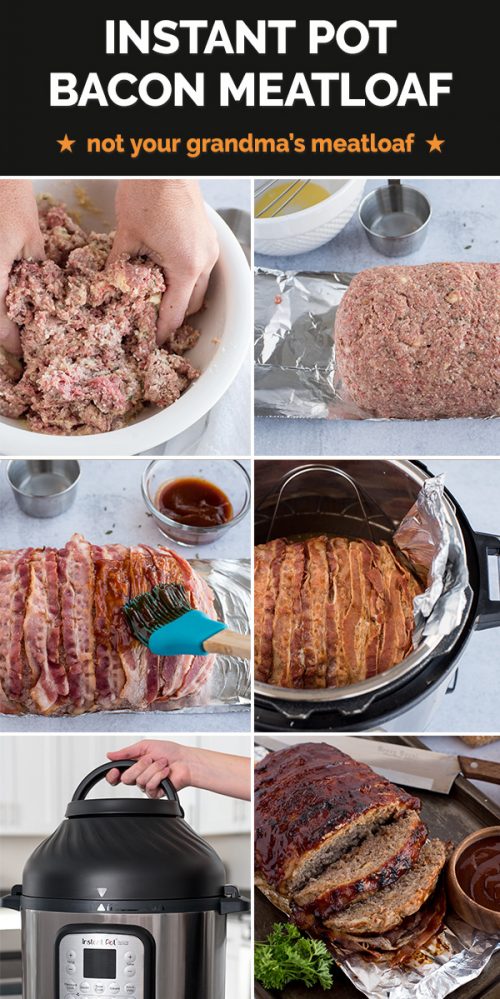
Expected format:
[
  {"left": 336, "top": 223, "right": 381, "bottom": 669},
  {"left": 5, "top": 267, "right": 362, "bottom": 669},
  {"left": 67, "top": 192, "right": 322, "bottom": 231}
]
[
  {"left": 0, "top": 201, "right": 200, "bottom": 434},
  {"left": 335, "top": 262, "right": 500, "bottom": 419},
  {"left": 0, "top": 534, "right": 216, "bottom": 715}
]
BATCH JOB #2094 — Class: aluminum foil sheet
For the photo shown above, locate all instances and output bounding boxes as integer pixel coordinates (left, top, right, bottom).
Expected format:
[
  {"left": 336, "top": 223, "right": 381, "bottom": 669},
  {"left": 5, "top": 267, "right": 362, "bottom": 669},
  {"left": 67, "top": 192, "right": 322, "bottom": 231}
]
[
  {"left": 394, "top": 476, "right": 472, "bottom": 652},
  {"left": 153, "top": 558, "right": 251, "bottom": 712},
  {"left": 341, "top": 916, "right": 500, "bottom": 999},
  {"left": 255, "top": 267, "right": 364, "bottom": 419}
]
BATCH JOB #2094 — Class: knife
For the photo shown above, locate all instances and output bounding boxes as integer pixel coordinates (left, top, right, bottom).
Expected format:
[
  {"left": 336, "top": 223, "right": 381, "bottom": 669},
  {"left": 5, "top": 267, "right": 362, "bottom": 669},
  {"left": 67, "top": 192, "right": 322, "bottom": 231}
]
[{"left": 254, "top": 735, "right": 500, "bottom": 793}]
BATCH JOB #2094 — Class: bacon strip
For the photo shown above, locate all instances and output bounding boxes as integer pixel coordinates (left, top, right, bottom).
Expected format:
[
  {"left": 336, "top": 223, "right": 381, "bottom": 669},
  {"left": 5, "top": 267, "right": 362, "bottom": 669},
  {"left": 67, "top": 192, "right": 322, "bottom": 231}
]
[
  {"left": 163, "top": 549, "right": 215, "bottom": 700},
  {"left": 0, "top": 548, "right": 33, "bottom": 709},
  {"left": 92, "top": 550, "right": 131, "bottom": 708},
  {"left": 254, "top": 539, "right": 286, "bottom": 683},
  {"left": 302, "top": 538, "right": 329, "bottom": 688},
  {"left": 24, "top": 549, "right": 68, "bottom": 713},
  {"left": 271, "top": 543, "right": 305, "bottom": 687},
  {"left": 58, "top": 534, "right": 95, "bottom": 711}
]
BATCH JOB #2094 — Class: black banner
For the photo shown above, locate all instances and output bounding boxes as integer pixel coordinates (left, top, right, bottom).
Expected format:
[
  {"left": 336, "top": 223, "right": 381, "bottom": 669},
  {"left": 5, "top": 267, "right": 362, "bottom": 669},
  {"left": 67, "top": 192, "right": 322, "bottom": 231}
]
[{"left": 0, "top": 5, "right": 495, "bottom": 176}]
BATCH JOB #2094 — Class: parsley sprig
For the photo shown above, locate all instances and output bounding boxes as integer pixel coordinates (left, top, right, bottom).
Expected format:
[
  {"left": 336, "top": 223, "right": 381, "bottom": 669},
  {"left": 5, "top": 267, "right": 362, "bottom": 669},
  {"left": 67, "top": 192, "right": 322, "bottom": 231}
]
[{"left": 255, "top": 923, "right": 334, "bottom": 991}]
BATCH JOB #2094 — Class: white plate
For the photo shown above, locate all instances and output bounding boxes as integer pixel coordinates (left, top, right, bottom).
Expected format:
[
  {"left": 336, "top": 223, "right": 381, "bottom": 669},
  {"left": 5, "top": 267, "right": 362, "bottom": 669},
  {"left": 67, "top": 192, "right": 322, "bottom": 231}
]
[{"left": 0, "top": 179, "right": 250, "bottom": 455}]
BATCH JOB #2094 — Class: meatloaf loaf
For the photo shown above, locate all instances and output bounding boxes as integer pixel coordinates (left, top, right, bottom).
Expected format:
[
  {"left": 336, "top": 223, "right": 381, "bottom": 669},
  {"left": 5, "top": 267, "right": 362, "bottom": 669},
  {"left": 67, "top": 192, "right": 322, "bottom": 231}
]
[
  {"left": 255, "top": 742, "right": 450, "bottom": 964},
  {"left": 254, "top": 536, "right": 423, "bottom": 688},
  {"left": 335, "top": 262, "right": 500, "bottom": 419}
]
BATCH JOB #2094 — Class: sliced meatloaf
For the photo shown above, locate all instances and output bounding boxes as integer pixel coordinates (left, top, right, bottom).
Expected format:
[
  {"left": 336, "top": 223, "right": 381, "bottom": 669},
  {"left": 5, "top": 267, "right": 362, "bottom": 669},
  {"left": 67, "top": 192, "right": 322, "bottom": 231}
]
[
  {"left": 330, "top": 885, "right": 447, "bottom": 965},
  {"left": 335, "top": 262, "right": 500, "bottom": 419},
  {"left": 292, "top": 808, "right": 426, "bottom": 917},
  {"left": 324, "top": 837, "right": 449, "bottom": 935},
  {"left": 254, "top": 536, "right": 423, "bottom": 688},
  {"left": 254, "top": 743, "right": 420, "bottom": 894}
]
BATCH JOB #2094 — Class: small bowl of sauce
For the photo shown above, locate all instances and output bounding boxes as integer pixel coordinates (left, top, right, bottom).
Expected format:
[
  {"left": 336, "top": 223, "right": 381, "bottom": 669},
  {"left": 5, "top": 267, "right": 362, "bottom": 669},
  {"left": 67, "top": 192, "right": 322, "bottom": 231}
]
[
  {"left": 446, "top": 826, "right": 500, "bottom": 934},
  {"left": 142, "top": 459, "right": 250, "bottom": 546}
]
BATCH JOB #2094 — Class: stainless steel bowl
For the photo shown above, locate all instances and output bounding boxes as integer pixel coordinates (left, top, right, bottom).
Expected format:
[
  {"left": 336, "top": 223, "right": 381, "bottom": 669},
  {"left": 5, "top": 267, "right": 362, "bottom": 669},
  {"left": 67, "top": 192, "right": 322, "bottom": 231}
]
[
  {"left": 359, "top": 180, "right": 432, "bottom": 256},
  {"left": 6, "top": 460, "right": 80, "bottom": 518}
]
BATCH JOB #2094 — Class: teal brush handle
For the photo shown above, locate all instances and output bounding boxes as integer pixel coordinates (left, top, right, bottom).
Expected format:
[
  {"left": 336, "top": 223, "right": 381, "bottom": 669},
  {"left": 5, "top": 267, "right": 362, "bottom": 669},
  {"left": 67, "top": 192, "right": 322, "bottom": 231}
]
[{"left": 148, "top": 609, "right": 227, "bottom": 656}]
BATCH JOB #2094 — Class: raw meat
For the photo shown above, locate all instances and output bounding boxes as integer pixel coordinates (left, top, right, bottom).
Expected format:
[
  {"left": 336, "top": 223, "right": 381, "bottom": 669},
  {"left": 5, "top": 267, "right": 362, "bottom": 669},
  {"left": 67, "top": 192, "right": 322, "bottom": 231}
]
[
  {"left": 0, "top": 200, "right": 201, "bottom": 434},
  {"left": 0, "top": 534, "right": 217, "bottom": 715},
  {"left": 335, "top": 262, "right": 500, "bottom": 419}
]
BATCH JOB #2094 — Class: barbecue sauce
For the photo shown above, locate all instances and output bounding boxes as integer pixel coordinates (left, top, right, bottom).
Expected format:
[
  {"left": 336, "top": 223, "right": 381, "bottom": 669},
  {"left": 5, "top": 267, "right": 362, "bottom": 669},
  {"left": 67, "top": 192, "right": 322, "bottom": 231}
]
[
  {"left": 156, "top": 477, "right": 233, "bottom": 527},
  {"left": 456, "top": 836, "right": 500, "bottom": 912}
]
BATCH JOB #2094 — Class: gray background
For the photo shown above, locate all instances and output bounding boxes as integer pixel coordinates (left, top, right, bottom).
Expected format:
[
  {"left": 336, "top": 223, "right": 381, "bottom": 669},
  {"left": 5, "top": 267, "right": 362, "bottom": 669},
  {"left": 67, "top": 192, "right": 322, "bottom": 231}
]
[
  {"left": 423, "top": 459, "right": 500, "bottom": 733},
  {"left": 255, "top": 178, "right": 500, "bottom": 457}
]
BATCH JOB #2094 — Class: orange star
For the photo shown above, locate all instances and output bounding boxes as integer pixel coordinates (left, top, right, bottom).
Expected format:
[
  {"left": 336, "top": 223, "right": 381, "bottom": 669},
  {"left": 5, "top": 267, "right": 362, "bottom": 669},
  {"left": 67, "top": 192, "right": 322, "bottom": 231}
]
[
  {"left": 426, "top": 134, "right": 445, "bottom": 153},
  {"left": 57, "top": 134, "right": 76, "bottom": 153}
]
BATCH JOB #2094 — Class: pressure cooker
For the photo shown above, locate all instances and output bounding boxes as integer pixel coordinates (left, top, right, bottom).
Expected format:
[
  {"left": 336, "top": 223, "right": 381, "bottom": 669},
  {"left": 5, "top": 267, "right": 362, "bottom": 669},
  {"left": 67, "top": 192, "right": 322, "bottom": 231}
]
[
  {"left": 254, "top": 458, "right": 500, "bottom": 732},
  {"left": 1, "top": 761, "right": 249, "bottom": 999}
]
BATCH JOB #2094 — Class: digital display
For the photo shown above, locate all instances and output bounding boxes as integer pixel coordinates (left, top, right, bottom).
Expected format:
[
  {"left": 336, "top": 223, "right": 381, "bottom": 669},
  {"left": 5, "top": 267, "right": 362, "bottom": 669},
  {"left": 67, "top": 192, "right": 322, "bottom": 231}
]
[{"left": 83, "top": 949, "right": 116, "bottom": 979}]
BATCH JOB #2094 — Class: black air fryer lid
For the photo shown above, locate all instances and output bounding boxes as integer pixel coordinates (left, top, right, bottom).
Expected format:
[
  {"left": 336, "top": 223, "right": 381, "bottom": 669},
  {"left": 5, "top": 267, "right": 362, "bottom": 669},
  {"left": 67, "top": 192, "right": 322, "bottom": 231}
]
[{"left": 9, "top": 761, "right": 249, "bottom": 915}]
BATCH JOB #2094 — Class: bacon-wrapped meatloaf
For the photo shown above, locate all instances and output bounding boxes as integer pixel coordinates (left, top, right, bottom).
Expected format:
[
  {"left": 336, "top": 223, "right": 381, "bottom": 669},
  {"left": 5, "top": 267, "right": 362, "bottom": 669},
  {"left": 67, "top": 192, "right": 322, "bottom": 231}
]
[
  {"left": 254, "top": 535, "right": 423, "bottom": 688},
  {"left": 0, "top": 534, "right": 216, "bottom": 715},
  {"left": 255, "top": 742, "right": 450, "bottom": 965}
]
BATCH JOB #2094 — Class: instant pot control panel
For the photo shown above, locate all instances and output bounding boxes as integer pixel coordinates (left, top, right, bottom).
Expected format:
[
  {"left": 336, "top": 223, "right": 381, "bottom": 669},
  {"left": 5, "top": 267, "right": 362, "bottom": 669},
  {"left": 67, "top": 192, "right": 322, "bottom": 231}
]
[{"left": 57, "top": 927, "right": 152, "bottom": 998}]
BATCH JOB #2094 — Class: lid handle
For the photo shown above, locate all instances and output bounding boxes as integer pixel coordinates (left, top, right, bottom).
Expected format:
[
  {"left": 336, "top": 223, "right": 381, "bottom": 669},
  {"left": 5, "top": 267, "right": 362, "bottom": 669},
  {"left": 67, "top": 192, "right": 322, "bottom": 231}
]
[{"left": 72, "top": 760, "right": 181, "bottom": 806}]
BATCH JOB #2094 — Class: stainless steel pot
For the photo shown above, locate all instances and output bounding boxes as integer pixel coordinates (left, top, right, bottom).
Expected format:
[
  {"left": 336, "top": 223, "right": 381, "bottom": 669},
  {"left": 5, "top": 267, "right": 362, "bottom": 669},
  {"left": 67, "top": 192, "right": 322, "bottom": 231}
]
[
  {"left": 1, "top": 761, "right": 249, "bottom": 999},
  {"left": 22, "top": 909, "right": 226, "bottom": 999},
  {"left": 254, "top": 459, "right": 500, "bottom": 731}
]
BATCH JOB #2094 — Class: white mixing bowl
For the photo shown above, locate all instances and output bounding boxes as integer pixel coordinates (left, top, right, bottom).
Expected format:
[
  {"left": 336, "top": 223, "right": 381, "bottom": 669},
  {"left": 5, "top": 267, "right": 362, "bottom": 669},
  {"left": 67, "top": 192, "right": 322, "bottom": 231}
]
[
  {"left": 255, "top": 177, "right": 366, "bottom": 256},
  {"left": 0, "top": 179, "right": 250, "bottom": 456}
]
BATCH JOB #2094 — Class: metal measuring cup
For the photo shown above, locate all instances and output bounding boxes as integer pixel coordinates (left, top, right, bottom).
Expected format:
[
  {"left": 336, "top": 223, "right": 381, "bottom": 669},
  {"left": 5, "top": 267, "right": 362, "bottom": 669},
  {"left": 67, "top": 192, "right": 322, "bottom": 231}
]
[
  {"left": 6, "top": 459, "right": 81, "bottom": 517},
  {"left": 358, "top": 179, "right": 432, "bottom": 256}
]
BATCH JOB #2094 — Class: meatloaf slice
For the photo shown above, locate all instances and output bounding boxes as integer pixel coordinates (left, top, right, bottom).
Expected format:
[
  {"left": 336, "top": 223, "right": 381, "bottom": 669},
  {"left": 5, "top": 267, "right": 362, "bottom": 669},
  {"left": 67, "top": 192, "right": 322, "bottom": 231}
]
[
  {"left": 325, "top": 837, "right": 449, "bottom": 936},
  {"left": 292, "top": 808, "right": 426, "bottom": 917},
  {"left": 254, "top": 743, "right": 420, "bottom": 893},
  {"left": 335, "top": 262, "right": 500, "bottom": 419},
  {"left": 330, "top": 884, "right": 447, "bottom": 965}
]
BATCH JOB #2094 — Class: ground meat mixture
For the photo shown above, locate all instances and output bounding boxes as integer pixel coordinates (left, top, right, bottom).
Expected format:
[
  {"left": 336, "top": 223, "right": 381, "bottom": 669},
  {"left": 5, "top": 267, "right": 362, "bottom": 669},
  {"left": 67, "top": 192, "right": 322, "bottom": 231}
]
[
  {"left": 335, "top": 262, "right": 500, "bottom": 419},
  {"left": 0, "top": 200, "right": 201, "bottom": 434}
]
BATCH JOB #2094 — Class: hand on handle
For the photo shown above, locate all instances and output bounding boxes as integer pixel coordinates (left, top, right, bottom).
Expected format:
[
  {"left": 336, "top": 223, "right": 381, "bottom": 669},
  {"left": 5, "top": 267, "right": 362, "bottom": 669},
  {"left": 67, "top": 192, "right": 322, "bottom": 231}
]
[
  {"left": 72, "top": 759, "right": 179, "bottom": 803},
  {"left": 107, "top": 741, "right": 251, "bottom": 801}
]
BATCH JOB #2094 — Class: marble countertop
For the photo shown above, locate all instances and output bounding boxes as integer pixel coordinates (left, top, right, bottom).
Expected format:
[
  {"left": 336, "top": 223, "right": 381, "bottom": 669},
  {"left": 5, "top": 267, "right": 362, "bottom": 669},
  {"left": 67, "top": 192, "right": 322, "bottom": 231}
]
[
  {"left": 0, "top": 457, "right": 251, "bottom": 733},
  {"left": 255, "top": 178, "right": 500, "bottom": 457}
]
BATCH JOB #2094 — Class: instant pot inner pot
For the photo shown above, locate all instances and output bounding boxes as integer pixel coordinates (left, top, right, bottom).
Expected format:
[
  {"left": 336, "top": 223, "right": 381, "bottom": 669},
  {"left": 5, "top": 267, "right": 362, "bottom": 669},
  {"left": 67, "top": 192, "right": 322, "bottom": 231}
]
[
  {"left": 254, "top": 459, "right": 472, "bottom": 705},
  {"left": 255, "top": 459, "right": 432, "bottom": 545}
]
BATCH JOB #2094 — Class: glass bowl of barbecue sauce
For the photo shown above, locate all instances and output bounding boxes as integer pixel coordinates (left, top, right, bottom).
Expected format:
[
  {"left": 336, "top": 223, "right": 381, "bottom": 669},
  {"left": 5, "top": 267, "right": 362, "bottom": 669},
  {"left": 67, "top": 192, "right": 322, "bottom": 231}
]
[
  {"left": 446, "top": 826, "right": 500, "bottom": 934},
  {"left": 142, "top": 459, "right": 251, "bottom": 546}
]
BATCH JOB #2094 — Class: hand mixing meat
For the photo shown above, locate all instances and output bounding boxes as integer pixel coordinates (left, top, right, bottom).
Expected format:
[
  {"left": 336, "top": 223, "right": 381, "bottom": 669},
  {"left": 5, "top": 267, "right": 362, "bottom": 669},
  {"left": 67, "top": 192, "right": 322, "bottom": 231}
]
[{"left": 0, "top": 181, "right": 219, "bottom": 435}]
